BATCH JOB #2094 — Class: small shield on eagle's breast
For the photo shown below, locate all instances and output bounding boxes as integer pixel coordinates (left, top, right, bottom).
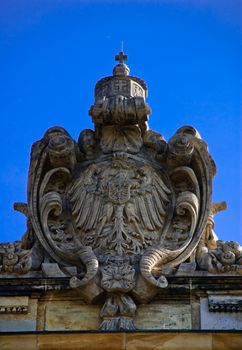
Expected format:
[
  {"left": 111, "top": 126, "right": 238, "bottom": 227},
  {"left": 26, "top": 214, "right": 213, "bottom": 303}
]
[{"left": 108, "top": 181, "right": 131, "bottom": 204}]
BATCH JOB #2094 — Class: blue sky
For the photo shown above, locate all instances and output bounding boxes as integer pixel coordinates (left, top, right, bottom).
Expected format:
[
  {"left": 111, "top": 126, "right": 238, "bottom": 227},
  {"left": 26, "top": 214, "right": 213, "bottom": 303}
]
[{"left": 0, "top": 0, "right": 241, "bottom": 244}]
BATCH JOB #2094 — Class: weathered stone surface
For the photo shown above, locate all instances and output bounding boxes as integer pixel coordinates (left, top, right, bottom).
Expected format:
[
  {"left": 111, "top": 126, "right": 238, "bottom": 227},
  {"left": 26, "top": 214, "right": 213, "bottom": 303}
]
[
  {"left": 212, "top": 333, "right": 242, "bottom": 350},
  {"left": 0, "top": 51, "right": 241, "bottom": 333},
  {"left": 45, "top": 301, "right": 100, "bottom": 330},
  {"left": 0, "top": 296, "right": 29, "bottom": 314},
  {"left": 126, "top": 332, "right": 213, "bottom": 350},
  {"left": 208, "top": 295, "right": 242, "bottom": 312},
  {"left": 0, "top": 333, "right": 125, "bottom": 350},
  {"left": 1, "top": 276, "right": 242, "bottom": 332},
  {"left": 1, "top": 332, "right": 241, "bottom": 350},
  {"left": 43, "top": 300, "right": 192, "bottom": 331},
  {"left": 135, "top": 303, "right": 191, "bottom": 330},
  {"left": 0, "top": 297, "right": 37, "bottom": 332},
  {"left": 200, "top": 297, "right": 242, "bottom": 330},
  {"left": 196, "top": 204, "right": 242, "bottom": 275},
  {"left": 0, "top": 335, "right": 38, "bottom": 350},
  {"left": 37, "top": 333, "right": 125, "bottom": 350}
]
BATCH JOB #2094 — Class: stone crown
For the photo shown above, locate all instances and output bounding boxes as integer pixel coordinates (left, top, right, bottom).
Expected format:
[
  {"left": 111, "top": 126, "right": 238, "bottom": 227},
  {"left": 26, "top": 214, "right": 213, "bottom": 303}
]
[{"left": 94, "top": 51, "right": 148, "bottom": 100}]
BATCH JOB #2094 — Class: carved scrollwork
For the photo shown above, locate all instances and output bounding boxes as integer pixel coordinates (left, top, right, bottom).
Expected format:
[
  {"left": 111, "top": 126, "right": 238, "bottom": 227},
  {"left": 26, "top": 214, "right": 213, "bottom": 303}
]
[
  {"left": 175, "top": 191, "right": 199, "bottom": 234},
  {"left": 38, "top": 167, "right": 77, "bottom": 260},
  {"left": 5, "top": 52, "right": 235, "bottom": 332},
  {"left": 164, "top": 126, "right": 214, "bottom": 267},
  {"left": 196, "top": 203, "right": 242, "bottom": 274},
  {"left": 137, "top": 126, "right": 213, "bottom": 292},
  {"left": 48, "top": 132, "right": 77, "bottom": 169},
  {"left": 38, "top": 161, "right": 99, "bottom": 285},
  {"left": 99, "top": 294, "right": 136, "bottom": 331},
  {"left": 69, "top": 245, "right": 99, "bottom": 288},
  {"left": 25, "top": 127, "right": 99, "bottom": 286},
  {"left": 8, "top": 119, "right": 214, "bottom": 328},
  {"left": 0, "top": 241, "right": 32, "bottom": 274},
  {"left": 167, "top": 126, "right": 197, "bottom": 167},
  {"left": 69, "top": 157, "right": 172, "bottom": 257},
  {"left": 100, "top": 125, "right": 143, "bottom": 154},
  {"left": 101, "top": 261, "right": 136, "bottom": 292}
]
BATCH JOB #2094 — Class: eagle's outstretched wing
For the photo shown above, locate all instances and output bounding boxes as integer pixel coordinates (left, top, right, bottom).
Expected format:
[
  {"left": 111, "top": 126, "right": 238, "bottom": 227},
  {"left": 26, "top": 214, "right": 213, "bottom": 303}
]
[
  {"left": 69, "top": 165, "right": 105, "bottom": 233},
  {"left": 133, "top": 168, "right": 171, "bottom": 232}
]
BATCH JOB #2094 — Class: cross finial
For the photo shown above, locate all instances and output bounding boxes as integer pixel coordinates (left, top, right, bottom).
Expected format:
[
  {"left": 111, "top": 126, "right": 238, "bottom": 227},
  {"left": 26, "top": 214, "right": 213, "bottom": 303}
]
[{"left": 115, "top": 51, "right": 128, "bottom": 64}]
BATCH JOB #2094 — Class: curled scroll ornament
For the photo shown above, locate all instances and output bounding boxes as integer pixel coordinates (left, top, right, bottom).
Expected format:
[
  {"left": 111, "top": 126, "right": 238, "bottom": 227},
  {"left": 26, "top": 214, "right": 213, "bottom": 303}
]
[{"left": 139, "top": 126, "right": 213, "bottom": 288}]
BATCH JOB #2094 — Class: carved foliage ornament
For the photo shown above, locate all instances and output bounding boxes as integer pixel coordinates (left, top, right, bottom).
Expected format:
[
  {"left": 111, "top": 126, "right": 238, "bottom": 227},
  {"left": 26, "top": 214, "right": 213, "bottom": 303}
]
[{"left": 1, "top": 51, "right": 241, "bottom": 330}]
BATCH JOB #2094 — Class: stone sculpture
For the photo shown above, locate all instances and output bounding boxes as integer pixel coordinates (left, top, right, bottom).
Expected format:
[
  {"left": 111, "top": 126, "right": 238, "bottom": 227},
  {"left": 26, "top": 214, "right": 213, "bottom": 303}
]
[{"left": 1, "top": 51, "right": 241, "bottom": 330}]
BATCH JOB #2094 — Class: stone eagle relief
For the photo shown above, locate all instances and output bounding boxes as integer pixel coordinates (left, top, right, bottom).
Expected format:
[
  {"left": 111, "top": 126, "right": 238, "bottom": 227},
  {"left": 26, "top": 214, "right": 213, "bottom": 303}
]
[{"left": 1, "top": 52, "right": 241, "bottom": 330}]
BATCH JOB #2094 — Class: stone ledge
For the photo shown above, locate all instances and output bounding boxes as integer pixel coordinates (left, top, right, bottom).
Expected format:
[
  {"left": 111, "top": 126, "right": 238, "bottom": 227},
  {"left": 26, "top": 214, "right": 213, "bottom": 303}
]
[
  {"left": 1, "top": 276, "right": 242, "bottom": 294},
  {"left": 0, "top": 331, "right": 242, "bottom": 350}
]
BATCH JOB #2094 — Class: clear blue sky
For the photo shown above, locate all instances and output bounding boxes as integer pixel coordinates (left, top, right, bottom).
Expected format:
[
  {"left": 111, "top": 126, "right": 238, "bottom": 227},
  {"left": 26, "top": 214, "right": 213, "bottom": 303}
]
[{"left": 0, "top": 0, "right": 241, "bottom": 244}]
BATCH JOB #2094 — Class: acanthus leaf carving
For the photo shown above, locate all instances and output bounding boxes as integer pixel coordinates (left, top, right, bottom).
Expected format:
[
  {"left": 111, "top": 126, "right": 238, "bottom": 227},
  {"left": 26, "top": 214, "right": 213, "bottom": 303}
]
[
  {"left": 0, "top": 241, "right": 32, "bottom": 275},
  {"left": 196, "top": 202, "right": 242, "bottom": 275}
]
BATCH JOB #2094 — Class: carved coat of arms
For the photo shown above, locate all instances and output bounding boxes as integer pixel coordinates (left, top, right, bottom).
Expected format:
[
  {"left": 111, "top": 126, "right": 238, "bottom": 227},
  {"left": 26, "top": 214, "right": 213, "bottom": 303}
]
[{"left": 1, "top": 52, "right": 241, "bottom": 330}]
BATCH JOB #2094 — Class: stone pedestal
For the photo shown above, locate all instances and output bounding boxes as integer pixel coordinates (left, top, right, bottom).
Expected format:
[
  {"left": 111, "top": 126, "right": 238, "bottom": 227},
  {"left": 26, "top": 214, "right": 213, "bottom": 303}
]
[{"left": 0, "top": 276, "right": 242, "bottom": 339}]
